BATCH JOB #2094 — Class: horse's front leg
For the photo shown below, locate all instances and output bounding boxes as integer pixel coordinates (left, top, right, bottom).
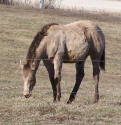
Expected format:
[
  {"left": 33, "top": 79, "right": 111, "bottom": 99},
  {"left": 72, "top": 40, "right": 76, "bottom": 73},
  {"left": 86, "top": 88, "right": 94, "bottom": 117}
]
[
  {"left": 43, "top": 60, "right": 57, "bottom": 102},
  {"left": 53, "top": 54, "right": 62, "bottom": 102}
]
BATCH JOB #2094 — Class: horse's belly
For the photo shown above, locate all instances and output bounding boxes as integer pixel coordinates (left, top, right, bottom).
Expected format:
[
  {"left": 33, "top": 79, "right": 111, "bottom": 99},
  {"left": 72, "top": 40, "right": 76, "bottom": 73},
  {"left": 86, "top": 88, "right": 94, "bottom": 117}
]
[{"left": 64, "top": 41, "right": 89, "bottom": 61}]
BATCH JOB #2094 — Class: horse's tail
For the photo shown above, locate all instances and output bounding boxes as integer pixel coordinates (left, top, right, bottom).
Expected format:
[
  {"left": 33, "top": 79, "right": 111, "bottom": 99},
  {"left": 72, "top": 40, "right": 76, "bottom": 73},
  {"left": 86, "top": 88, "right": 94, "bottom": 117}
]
[
  {"left": 100, "top": 48, "right": 105, "bottom": 71},
  {"left": 85, "top": 24, "right": 105, "bottom": 71},
  {"left": 97, "top": 26, "right": 105, "bottom": 71}
]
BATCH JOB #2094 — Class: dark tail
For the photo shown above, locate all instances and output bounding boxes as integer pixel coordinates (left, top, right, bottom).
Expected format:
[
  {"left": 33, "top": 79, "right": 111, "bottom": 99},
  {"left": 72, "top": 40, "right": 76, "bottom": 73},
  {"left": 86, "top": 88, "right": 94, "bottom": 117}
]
[{"left": 100, "top": 49, "right": 105, "bottom": 71}]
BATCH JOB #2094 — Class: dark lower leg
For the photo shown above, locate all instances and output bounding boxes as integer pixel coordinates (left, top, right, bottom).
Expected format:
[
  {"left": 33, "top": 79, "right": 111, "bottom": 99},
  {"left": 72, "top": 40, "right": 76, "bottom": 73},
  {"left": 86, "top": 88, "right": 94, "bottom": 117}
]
[
  {"left": 54, "top": 77, "right": 61, "bottom": 102},
  {"left": 49, "top": 77, "right": 57, "bottom": 102},
  {"left": 94, "top": 74, "right": 99, "bottom": 103},
  {"left": 43, "top": 60, "right": 57, "bottom": 102},
  {"left": 93, "top": 63, "right": 100, "bottom": 103},
  {"left": 67, "top": 62, "right": 85, "bottom": 104},
  {"left": 67, "top": 73, "right": 84, "bottom": 104}
]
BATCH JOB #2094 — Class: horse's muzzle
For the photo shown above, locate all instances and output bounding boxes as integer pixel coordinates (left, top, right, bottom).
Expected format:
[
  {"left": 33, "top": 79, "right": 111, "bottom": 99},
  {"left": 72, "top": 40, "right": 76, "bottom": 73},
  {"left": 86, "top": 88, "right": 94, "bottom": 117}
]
[
  {"left": 24, "top": 94, "right": 31, "bottom": 98},
  {"left": 23, "top": 91, "right": 31, "bottom": 98}
]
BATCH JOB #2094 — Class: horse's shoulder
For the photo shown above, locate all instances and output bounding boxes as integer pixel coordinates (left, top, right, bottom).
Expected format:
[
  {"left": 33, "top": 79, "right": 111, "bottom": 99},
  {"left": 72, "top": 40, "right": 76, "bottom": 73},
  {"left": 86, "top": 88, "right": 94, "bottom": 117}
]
[{"left": 47, "top": 25, "right": 66, "bottom": 38}]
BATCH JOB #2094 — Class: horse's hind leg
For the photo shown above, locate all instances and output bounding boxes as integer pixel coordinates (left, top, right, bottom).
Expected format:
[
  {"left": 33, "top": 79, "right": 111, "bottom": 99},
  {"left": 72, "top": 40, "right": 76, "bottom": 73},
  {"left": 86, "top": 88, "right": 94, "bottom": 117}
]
[
  {"left": 91, "top": 59, "right": 100, "bottom": 103},
  {"left": 43, "top": 60, "right": 57, "bottom": 102},
  {"left": 67, "top": 61, "right": 85, "bottom": 104}
]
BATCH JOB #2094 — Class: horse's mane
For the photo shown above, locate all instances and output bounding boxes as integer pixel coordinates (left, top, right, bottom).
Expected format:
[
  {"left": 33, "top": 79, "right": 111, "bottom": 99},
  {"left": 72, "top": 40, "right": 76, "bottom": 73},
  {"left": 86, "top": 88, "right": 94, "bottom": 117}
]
[{"left": 26, "top": 23, "right": 58, "bottom": 64}]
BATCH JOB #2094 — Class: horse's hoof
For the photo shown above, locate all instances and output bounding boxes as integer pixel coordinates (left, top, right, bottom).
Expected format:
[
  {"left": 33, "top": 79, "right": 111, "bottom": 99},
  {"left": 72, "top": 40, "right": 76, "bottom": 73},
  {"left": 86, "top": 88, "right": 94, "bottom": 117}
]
[
  {"left": 94, "top": 96, "right": 99, "bottom": 103},
  {"left": 53, "top": 98, "right": 60, "bottom": 103},
  {"left": 53, "top": 100, "right": 56, "bottom": 103},
  {"left": 67, "top": 100, "right": 72, "bottom": 104},
  {"left": 94, "top": 99, "right": 99, "bottom": 103}
]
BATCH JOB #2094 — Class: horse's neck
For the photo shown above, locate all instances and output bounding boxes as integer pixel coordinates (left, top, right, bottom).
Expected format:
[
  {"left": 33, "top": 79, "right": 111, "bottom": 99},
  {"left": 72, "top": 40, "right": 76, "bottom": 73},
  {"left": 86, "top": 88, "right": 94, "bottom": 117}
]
[
  {"left": 27, "top": 54, "right": 42, "bottom": 73},
  {"left": 33, "top": 41, "right": 47, "bottom": 71},
  {"left": 34, "top": 50, "right": 46, "bottom": 72},
  {"left": 36, "top": 41, "right": 46, "bottom": 58}
]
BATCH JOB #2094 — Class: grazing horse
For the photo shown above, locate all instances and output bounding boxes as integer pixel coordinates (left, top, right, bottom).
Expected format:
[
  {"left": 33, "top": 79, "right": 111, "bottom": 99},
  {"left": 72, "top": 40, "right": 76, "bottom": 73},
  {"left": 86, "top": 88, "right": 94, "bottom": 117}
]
[{"left": 21, "top": 20, "right": 105, "bottom": 104}]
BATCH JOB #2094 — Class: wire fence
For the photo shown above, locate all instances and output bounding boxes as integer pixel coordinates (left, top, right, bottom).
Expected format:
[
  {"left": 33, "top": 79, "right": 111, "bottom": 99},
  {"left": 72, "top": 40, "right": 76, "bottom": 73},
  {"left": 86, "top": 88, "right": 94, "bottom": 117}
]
[
  {"left": 0, "top": 57, "right": 120, "bottom": 62},
  {"left": 0, "top": 5, "right": 121, "bottom": 125},
  {"left": 0, "top": 57, "right": 121, "bottom": 124},
  {"left": 0, "top": 58, "right": 120, "bottom": 73}
]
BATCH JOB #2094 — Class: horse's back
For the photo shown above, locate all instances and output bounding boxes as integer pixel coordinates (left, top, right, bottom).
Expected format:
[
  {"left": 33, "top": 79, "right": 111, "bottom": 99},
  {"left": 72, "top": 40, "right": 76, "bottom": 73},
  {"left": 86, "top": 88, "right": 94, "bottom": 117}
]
[
  {"left": 48, "top": 23, "right": 90, "bottom": 61},
  {"left": 45, "top": 20, "right": 105, "bottom": 61}
]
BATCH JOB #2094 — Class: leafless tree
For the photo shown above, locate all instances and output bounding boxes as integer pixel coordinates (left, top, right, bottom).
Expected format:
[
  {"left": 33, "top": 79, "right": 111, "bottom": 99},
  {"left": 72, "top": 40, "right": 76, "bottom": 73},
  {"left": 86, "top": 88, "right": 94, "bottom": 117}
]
[
  {"left": 0, "top": 0, "right": 13, "bottom": 5},
  {"left": 44, "top": 0, "right": 55, "bottom": 9}
]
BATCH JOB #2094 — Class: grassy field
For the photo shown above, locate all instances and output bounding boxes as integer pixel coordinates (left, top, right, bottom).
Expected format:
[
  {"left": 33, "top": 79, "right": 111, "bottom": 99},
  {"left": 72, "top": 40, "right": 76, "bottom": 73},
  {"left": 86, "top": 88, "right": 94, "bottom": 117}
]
[{"left": 0, "top": 5, "right": 121, "bottom": 125}]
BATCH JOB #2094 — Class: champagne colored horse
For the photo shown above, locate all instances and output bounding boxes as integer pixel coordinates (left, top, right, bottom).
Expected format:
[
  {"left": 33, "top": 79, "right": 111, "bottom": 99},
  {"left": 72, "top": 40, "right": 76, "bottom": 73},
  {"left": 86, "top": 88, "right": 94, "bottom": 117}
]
[{"left": 21, "top": 20, "right": 105, "bottom": 104}]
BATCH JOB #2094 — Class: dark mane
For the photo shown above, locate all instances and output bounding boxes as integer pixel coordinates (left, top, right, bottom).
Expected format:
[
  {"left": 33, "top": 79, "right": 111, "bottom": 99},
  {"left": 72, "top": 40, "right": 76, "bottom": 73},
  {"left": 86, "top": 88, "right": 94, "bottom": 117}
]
[{"left": 26, "top": 23, "right": 58, "bottom": 64}]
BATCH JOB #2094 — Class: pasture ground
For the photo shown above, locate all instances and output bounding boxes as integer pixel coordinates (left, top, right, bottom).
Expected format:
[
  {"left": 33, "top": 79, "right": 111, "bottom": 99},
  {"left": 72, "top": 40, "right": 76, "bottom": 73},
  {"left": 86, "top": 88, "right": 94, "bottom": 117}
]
[{"left": 0, "top": 5, "right": 121, "bottom": 125}]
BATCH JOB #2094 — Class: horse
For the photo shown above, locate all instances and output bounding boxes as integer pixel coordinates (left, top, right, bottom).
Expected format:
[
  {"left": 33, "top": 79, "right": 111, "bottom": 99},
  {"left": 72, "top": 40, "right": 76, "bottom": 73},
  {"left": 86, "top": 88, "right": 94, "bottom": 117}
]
[{"left": 20, "top": 20, "right": 105, "bottom": 104}]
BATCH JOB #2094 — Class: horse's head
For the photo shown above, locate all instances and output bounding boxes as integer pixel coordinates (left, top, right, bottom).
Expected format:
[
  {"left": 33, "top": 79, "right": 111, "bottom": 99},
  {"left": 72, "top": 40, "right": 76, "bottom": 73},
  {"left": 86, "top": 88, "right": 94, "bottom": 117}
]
[{"left": 20, "top": 60, "right": 36, "bottom": 98}]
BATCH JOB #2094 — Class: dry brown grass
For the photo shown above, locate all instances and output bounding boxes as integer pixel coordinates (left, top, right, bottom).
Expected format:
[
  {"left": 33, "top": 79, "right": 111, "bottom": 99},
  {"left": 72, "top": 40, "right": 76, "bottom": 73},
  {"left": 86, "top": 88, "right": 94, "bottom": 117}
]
[{"left": 0, "top": 5, "right": 121, "bottom": 125}]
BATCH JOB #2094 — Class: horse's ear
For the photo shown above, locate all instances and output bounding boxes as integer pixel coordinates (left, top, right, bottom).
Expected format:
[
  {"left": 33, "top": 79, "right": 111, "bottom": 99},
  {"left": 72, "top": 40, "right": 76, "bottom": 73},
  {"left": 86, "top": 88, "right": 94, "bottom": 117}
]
[
  {"left": 20, "top": 59, "right": 28, "bottom": 69},
  {"left": 31, "top": 62, "right": 35, "bottom": 70},
  {"left": 20, "top": 59, "right": 23, "bottom": 69}
]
